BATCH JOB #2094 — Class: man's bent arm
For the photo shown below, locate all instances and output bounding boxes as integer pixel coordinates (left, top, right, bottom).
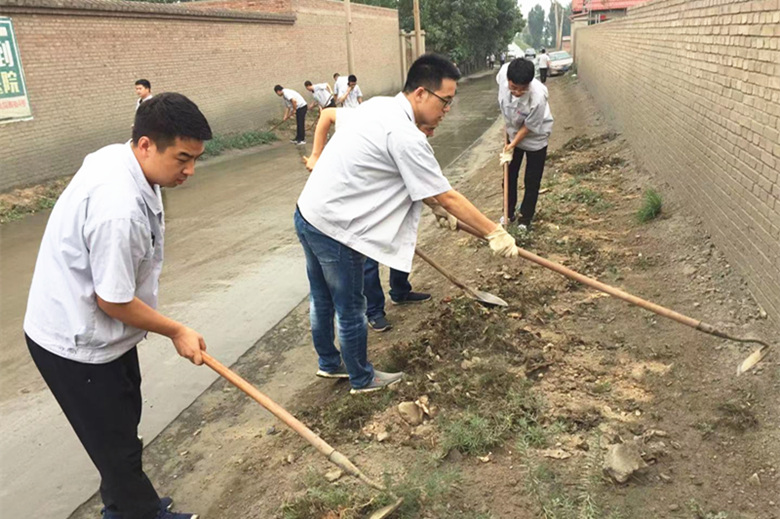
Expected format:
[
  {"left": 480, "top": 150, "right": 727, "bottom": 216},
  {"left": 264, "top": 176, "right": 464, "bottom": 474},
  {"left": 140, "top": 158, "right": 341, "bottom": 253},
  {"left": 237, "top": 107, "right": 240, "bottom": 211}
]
[{"left": 97, "top": 296, "right": 206, "bottom": 365}]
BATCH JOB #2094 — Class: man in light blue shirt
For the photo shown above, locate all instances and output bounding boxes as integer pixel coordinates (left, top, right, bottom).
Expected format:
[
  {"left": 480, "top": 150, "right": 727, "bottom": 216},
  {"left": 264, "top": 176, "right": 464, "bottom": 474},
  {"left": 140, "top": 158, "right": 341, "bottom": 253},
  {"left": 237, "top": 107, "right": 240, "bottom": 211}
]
[{"left": 297, "top": 54, "right": 521, "bottom": 394}]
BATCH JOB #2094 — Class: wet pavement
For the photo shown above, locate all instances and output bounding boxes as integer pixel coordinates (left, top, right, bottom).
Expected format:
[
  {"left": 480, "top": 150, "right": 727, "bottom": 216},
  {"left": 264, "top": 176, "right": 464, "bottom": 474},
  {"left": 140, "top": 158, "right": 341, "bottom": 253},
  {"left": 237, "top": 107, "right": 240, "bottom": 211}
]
[{"left": 0, "top": 71, "right": 499, "bottom": 518}]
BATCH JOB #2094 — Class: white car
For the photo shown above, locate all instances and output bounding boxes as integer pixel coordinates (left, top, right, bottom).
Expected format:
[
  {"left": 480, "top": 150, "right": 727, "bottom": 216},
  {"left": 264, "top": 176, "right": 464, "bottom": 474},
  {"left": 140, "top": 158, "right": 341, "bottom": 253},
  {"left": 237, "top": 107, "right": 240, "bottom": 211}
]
[
  {"left": 548, "top": 51, "right": 573, "bottom": 76},
  {"left": 524, "top": 48, "right": 537, "bottom": 59}
]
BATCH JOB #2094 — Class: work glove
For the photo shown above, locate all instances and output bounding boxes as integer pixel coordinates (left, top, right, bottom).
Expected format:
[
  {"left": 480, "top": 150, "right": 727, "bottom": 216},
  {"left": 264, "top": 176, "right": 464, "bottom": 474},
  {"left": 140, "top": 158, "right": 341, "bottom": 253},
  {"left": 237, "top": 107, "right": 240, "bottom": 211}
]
[
  {"left": 486, "top": 225, "right": 519, "bottom": 258},
  {"left": 431, "top": 205, "right": 458, "bottom": 230},
  {"left": 499, "top": 150, "right": 513, "bottom": 165}
]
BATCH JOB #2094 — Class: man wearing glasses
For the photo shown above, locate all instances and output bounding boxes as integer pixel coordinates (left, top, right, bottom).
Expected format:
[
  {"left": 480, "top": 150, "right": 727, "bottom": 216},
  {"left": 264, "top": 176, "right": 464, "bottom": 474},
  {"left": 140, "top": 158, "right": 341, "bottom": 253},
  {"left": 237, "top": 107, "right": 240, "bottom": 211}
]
[{"left": 295, "top": 54, "right": 520, "bottom": 394}]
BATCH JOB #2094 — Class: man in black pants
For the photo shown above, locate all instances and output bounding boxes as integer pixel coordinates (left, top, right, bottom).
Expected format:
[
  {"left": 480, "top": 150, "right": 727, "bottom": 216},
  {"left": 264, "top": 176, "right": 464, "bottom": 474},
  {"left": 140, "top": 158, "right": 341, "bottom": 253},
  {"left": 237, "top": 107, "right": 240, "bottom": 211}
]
[
  {"left": 496, "top": 57, "right": 554, "bottom": 229},
  {"left": 275, "top": 84, "right": 309, "bottom": 145},
  {"left": 23, "top": 93, "right": 211, "bottom": 519}
]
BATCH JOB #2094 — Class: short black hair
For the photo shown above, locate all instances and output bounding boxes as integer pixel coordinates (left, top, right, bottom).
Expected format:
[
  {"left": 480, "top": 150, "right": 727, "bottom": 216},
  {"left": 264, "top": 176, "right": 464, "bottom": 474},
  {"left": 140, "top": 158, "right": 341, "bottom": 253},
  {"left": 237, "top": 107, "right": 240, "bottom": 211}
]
[
  {"left": 348, "top": 74, "right": 357, "bottom": 83},
  {"left": 132, "top": 92, "right": 212, "bottom": 151},
  {"left": 333, "top": 73, "right": 340, "bottom": 79},
  {"left": 403, "top": 53, "right": 461, "bottom": 93},
  {"left": 541, "top": 49, "right": 546, "bottom": 53},
  {"left": 135, "top": 79, "right": 151, "bottom": 90},
  {"left": 274, "top": 85, "right": 284, "bottom": 93},
  {"left": 507, "top": 58, "right": 535, "bottom": 85},
  {"left": 304, "top": 80, "right": 313, "bottom": 87}
]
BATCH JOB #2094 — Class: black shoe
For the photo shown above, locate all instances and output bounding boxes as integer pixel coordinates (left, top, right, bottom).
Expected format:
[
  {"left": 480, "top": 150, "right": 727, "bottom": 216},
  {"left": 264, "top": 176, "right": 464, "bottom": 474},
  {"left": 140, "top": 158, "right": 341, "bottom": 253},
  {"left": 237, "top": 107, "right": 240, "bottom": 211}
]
[
  {"left": 368, "top": 316, "right": 392, "bottom": 332},
  {"left": 101, "top": 498, "right": 174, "bottom": 518},
  {"left": 391, "top": 291, "right": 432, "bottom": 305}
]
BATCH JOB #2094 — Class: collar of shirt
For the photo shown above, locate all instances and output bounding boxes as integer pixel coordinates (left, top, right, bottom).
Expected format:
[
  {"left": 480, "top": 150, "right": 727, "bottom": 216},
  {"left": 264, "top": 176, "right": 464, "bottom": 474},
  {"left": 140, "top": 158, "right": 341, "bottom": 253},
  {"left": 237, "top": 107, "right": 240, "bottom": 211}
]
[
  {"left": 124, "top": 143, "right": 163, "bottom": 216},
  {"left": 395, "top": 92, "right": 415, "bottom": 124}
]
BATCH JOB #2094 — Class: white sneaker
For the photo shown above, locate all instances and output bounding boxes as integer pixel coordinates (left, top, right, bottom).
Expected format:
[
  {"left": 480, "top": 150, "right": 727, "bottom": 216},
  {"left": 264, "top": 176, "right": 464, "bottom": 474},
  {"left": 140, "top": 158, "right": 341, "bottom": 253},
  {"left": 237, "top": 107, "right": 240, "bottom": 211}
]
[{"left": 296, "top": 140, "right": 306, "bottom": 145}]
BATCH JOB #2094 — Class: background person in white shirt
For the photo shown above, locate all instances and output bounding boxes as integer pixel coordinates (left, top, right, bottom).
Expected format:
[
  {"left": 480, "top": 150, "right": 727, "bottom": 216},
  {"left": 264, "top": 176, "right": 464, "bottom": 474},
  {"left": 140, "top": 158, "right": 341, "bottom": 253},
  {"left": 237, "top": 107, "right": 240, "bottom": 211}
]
[
  {"left": 304, "top": 80, "right": 336, "bottom": 112},
  {"left": 24, "top": 93, "right": 211, "bottom": 519},
  {"left": 497, "top": 58, "right": 554, "bottom": 230},
  {"left": 295, "top": 54, "right": 520, "bottom": 394},
  {"left": 538, "top": 49, "right": 551, "bottom": 83},
  {"left": 134, "top": 78, "right": 153, "bottom": 111},
  {"left": 338, "top": 74, "right": 363, "bottom": 109},
  {"left": 332, "top": 72, "right": 349, "bottom": 105},
  {"left": 274, "top": 84, "right": 308, "bottom": 145}
]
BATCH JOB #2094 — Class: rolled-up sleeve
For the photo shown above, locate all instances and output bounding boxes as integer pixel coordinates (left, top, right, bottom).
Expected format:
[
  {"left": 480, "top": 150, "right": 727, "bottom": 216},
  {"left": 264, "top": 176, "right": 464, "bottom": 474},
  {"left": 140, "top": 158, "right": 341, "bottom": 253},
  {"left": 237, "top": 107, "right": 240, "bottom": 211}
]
[
  {"left": 523, "top": 92, "right": 549, "bottom": 134},
  {"left": 85, "top": 218, "right": 151, "bottom": 303},
  {"left": 388, "top": 131, "right": 452, "bottom": 201}
]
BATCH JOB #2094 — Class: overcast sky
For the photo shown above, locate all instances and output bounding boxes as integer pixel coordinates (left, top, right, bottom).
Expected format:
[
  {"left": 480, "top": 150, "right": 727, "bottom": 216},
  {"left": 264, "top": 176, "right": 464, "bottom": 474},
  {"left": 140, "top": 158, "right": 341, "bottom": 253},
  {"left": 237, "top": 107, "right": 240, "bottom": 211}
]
[{"left": 517, "top": 0, "right": 572, "bottom": 18}]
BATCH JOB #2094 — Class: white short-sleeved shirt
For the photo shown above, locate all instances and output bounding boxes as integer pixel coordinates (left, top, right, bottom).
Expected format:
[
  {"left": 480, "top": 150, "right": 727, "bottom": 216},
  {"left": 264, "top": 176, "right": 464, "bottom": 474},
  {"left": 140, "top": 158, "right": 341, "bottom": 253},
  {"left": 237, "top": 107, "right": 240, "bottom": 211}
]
[
  {"left": 297, "top": 93, "right": 452, "bottom": 272},
  {"left": 311, "top": 83, "right": 333, "bottom": 107},
  {"left": 24, "top": 143, "right": 165, "bottom": 364},
  {"left": 282, "top": 88, "right": 307, "bottom": 111},
  {"left": 342, "top": 85, "right": 363, "bottom": 109},
  {"left": 538, "top": 54, "right": 551, "bottom": 68},
  {"left": 135, "top": 94, "right": 153, "bottom": 111},
  {"left": 333, "top": 76, "right": 349, "bottom": 98},
  {"left": 496, "top": 64, "right": 554, "bottom": 151}
]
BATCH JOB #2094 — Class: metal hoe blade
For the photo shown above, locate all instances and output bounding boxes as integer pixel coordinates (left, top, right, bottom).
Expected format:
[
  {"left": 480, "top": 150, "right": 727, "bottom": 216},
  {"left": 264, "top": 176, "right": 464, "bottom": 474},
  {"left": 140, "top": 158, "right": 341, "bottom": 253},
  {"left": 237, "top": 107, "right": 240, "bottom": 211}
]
[{"left": 469, "top": 288, "right": 509, "bottom": 307}]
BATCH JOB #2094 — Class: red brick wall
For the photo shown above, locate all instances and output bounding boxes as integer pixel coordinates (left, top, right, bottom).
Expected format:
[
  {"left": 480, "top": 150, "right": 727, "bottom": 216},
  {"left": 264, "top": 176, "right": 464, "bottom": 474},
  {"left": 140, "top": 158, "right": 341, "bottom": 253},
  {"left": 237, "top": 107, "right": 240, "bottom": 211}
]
[
  {"left": 0, "top": 0, "right": 401, "bottom": 190},
  {"left": 575, "top": 0, "right": 780, "bottom": 321}
]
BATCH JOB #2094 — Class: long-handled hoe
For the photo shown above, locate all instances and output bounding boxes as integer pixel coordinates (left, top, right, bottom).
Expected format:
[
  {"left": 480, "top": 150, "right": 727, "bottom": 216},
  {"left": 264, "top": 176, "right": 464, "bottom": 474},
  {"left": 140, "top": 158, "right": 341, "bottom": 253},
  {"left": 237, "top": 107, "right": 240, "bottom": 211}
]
[
  {"left": 201, "top": 352, "right": 384, "bottom": 489},
  {"left": 455, "top": 221, "right": 772, "bottom": 374}
]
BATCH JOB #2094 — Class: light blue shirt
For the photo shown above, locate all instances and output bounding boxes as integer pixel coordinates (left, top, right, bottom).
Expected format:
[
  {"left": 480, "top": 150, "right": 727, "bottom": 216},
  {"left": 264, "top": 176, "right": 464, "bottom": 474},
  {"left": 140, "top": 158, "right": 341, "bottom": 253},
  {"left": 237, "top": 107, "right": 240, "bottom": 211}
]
[{"left": 298, "top": 93, "right": 452, "bottom": 272}]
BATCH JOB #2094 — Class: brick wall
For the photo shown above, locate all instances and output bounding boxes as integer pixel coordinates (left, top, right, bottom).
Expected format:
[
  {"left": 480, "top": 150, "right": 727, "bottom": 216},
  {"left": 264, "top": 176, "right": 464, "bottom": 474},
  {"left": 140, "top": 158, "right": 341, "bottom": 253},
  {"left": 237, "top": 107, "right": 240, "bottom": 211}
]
[
  {"left": 574, "top": 0, "right": 780, "bottom": 321},
  {"left": 0, "top": 0, "right": 402, "bottom": 190}
]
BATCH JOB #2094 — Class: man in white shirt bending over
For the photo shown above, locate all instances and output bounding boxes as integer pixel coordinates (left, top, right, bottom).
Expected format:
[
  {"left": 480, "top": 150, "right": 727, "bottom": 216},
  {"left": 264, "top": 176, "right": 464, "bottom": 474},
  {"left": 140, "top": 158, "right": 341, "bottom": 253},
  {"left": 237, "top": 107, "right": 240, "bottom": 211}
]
[
  {"left": 295, "top": 54, "right": 520, "bottom": 394},
  {"left": 332, "top": 72, "right": 349, "bottom": 106},
  {"left": 304, "top": 80, "right": 336, "bottom": 112},
  {"left": 497, "top": 57, "right": 554, "bottom": 230},
  {"left": 274, "top": 84, "right": 308, "bottom": 145},
  {"left": 338, "top": 74, "right": 363, "bottom": 109},
  {"left": 24, "top": 93, "right": 211, "bottom": 519}
]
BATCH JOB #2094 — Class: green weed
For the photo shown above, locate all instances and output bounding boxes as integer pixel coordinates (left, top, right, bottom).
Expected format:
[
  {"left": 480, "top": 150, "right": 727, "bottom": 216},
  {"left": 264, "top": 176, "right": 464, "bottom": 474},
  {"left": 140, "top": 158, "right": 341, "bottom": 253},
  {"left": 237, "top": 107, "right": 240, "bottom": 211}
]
[
  {"left": 636, "top": 188, "right": 663, "bottom": 223},
  {"left": 203, "top": 130, "right": 278, "bottom": 157}
]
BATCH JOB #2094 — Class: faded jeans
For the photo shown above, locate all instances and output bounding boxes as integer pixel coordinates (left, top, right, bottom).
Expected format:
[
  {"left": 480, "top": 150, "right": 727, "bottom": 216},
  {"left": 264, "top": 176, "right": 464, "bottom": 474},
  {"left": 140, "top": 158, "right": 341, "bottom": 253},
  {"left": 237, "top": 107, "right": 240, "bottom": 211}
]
[
  {"left": 363, "top": 259, "right": 412, "bottom": 321},
  {"left": 294, "top": 209, "right": 374, "bottom": 388}
]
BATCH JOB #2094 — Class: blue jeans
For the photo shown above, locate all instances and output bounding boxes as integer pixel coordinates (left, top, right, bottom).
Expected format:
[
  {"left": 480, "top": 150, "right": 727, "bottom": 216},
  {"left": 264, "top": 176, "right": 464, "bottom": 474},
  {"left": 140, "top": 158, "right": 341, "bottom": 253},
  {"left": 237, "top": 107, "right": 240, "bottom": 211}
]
[
  {"left": 294, "top": 209, "right": 374, "bottom": 388},
  {"left": 363, "top": 259, "right": 412, "bottom": 321}
]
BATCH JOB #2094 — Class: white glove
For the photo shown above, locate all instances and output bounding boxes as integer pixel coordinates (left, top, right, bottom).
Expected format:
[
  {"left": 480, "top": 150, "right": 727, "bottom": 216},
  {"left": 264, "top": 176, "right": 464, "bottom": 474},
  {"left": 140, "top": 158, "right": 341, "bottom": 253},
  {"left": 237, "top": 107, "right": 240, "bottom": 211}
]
[
  {"left": 499, "top": 150, "right": 513, "bottom": 166},
  {"left": 431, "top": 205, "right": 458, "bottom": 231},
  {"left": 486, "top": 225, "right": 519, "bottom": 258}
]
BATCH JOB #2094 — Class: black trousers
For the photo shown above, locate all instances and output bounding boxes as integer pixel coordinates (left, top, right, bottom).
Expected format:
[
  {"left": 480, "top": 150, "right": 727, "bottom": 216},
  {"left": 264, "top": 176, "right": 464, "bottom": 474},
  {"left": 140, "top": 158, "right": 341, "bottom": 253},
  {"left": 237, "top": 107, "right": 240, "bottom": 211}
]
[
  {"left": 27, "top": 335, "right": 161, "bottom": 519},
  {"left": 540, "top": 68, "right": 548, "bottom": 83},
  {"left": 505, "top": 146, "right": 548, "bottom": 224},
  {"left": 323, "top": 98, "right": 336, "bottom": 108},
  {"left": 295, "top": 105, "right": 308, "bottom": 142}
]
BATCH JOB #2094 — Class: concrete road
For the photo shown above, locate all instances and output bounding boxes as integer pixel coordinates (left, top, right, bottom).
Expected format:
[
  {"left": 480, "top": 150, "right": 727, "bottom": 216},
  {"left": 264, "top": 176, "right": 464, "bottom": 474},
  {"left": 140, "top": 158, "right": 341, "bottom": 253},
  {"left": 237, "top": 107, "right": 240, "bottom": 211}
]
[{"left": 0, "top": 71, "right": 499, "bottom": 518}]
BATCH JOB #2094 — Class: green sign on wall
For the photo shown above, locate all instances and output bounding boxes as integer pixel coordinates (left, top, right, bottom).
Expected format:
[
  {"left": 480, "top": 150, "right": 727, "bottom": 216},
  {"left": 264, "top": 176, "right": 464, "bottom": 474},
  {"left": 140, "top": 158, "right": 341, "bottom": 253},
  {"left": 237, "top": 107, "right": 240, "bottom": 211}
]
[{"left": 0, "top": 17, "right": 32, "bottom": 123}]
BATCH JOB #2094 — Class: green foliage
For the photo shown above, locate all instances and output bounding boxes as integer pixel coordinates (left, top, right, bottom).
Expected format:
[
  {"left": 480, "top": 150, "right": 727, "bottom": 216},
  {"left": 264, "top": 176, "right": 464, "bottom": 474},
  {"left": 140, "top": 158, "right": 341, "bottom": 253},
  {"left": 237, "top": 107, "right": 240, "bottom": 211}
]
[
  {"left": 407, "top": 0, "right": 524, "bottom": 67},
  {"left": 203, "top": 130, "right": 278, "bottom": 158},
  {"left": 441, "top": 412, "right": 512, "bottom": 455},
  {"left": 636, "top": 188, "right": 663, "bottom": 223},
  {"left": 527, "top": 4, "right": 546, "bottom": 49}
]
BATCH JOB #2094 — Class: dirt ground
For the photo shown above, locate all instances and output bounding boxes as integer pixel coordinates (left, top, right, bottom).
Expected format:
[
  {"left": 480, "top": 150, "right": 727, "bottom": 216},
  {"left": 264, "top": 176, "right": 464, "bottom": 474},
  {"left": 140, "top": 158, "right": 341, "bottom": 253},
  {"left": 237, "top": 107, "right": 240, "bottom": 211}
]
[{"left": 72, "top": 76, "right": 779, "bottom": 519}]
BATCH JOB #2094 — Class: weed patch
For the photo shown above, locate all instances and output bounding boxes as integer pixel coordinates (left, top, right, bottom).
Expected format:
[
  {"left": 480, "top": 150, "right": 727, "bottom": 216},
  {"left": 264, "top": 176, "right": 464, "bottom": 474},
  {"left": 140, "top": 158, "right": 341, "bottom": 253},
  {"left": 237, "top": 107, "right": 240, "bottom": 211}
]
[
  {"left": 0, "top": 176, "right": 71, "bottom": 224},
  {"left": 636, "top": 188, "right": 663, "bottom": 223},
  {"left": 203, "top": 130, "right": 278, "bottom": 157}
]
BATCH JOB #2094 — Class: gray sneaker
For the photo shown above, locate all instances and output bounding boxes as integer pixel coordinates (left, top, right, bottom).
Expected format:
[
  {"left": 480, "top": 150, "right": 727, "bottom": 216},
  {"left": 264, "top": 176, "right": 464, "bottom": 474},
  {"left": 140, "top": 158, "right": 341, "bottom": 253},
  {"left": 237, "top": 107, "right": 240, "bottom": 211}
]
[
  {"left": 350, "top": 370, "right": 404, "bottom": 394},
  {"left": 316, "top": 363, "right": 350, "bottom": 379}
]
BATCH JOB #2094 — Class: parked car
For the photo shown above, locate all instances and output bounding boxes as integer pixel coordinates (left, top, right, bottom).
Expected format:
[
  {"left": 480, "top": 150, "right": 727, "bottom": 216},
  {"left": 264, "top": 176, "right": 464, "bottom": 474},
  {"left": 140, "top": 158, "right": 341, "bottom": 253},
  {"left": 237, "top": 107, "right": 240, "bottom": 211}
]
[
  {"left": 524, "top": 48, "right": 537, "bottom": 59},
  {"left": 548, "top": 50, "right": 573, "bottom": 76}
]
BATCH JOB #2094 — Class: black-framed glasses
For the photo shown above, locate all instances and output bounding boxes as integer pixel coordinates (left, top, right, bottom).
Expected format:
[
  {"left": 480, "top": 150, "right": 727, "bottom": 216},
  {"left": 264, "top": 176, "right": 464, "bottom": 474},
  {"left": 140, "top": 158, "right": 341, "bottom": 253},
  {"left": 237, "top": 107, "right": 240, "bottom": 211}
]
[{"left": 424, "top": 88, "right": 454, "bottom": 108}]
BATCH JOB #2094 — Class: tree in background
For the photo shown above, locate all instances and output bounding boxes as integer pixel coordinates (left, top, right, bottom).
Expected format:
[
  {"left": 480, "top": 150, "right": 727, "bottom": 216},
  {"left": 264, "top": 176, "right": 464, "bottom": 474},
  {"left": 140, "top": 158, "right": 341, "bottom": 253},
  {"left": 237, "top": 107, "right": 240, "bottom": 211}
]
[
  {"left": 545, "top": 5, "right": 556, "bottom": 48},
  {"left": 527, "top": 4, "right": 545, "bottom": 50},
  {"left": 352, "top": 0, "right": 524, "bottom": 70}
]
